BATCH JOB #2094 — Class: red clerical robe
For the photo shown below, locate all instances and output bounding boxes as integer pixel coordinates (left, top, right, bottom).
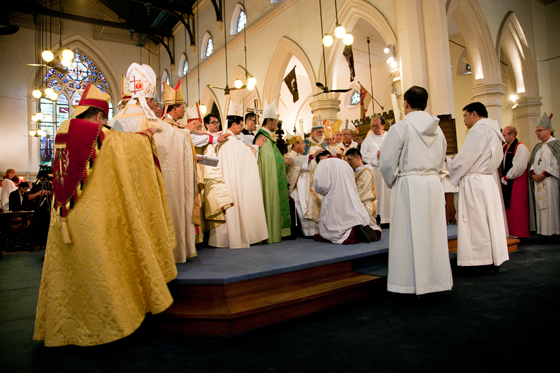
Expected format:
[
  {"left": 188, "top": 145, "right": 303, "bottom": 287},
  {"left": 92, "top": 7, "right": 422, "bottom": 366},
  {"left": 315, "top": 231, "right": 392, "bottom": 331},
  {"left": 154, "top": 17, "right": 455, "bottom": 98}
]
[{"left": 501, "top": 139, "right": 530, "bottom": 238}]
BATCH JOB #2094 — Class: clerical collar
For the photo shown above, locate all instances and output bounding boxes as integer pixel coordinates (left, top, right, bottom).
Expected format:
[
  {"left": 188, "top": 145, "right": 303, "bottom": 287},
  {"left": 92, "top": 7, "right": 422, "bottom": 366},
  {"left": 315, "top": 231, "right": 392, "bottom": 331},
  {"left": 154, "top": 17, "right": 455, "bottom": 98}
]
[
  {"left": 354, "top": 165, "right": 367, "bottom": 173},
  {"left": 261, "top": 127, "right": 272, "bottom": 135},
  {"left": 241, "top": 129, "right": 254, "bottom": 136}
]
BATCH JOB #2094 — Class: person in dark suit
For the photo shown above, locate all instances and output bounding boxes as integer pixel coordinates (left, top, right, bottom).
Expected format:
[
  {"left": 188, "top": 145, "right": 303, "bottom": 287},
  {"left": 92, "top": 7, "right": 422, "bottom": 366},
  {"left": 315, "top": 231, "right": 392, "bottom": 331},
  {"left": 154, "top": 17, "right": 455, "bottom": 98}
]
[{"left": 9, "top": 182, "right": 31, "bottom": 212}]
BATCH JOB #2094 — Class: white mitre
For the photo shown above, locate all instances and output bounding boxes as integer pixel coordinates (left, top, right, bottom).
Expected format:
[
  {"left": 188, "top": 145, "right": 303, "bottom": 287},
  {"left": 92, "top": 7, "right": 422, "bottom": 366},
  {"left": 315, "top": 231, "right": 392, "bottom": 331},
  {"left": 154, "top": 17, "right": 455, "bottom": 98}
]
[
  {"left": 126, "top": 63, "right": 157, "bottom": 120},
  {"left": 263, "top": 100, "right": 277, "bottom": 120},
  {"left": 340, "top": 119, "right": 356, "bottom": 134}
]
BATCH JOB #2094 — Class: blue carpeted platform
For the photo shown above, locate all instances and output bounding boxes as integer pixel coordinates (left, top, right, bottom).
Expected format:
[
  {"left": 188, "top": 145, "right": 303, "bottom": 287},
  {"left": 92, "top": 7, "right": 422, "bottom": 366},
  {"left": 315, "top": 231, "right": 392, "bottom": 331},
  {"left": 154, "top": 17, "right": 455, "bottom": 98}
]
[{"left": 174, "top": 225, "right": 458, "bottom": 285}]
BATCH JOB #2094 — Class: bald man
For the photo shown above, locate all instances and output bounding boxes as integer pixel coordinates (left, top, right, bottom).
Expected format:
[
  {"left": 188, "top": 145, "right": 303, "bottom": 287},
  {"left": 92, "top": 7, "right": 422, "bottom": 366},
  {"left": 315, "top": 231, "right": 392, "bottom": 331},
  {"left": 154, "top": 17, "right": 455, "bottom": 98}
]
[{"left": 501, "top": 126, "right": 530, "bottom": 238}]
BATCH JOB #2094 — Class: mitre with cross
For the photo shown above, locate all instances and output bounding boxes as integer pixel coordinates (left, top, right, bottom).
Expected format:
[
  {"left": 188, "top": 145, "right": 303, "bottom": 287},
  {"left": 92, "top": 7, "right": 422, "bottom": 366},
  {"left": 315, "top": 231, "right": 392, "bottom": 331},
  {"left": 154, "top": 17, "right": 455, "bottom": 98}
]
[{"left": 126, "top": 62, "right": 157, "bottom": 120}]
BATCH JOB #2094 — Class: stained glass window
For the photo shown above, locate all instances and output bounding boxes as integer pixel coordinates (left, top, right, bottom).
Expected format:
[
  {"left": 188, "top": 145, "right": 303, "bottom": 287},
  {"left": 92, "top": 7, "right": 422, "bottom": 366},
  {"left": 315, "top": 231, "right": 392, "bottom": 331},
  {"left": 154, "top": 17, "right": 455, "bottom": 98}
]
[
  {"left": 237, "top": 10, "right": 247, "bottom": 33},
  {"left": 182, "top": 59, "right": 188, "bottom": 76},
  {"left": 38, "top": 49, "right": 112, "bottom": 166},
  {"left": 350, "top": 90, "right": 360, "bottom": 105},
  {"left": 206, "top": 38, "right": 213, "bottom": 58}
]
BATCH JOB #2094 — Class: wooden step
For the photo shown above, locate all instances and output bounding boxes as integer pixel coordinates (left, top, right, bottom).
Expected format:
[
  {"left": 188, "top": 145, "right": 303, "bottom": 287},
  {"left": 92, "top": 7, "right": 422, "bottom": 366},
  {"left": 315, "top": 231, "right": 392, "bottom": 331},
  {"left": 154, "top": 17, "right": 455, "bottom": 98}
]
[
  {"left": 448, "top": 237, "right": 520, "bottom": 253},
  {"left": 156, "top": 261, "right": 384, "bottom": 335}
]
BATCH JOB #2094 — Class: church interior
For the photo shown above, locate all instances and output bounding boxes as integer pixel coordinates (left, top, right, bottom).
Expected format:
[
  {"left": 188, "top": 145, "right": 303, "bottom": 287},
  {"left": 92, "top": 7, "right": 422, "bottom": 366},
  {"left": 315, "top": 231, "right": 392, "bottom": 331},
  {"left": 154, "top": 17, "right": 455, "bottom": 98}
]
[{"left": 1, "top": 0, "right": 559, "bottom": 371}]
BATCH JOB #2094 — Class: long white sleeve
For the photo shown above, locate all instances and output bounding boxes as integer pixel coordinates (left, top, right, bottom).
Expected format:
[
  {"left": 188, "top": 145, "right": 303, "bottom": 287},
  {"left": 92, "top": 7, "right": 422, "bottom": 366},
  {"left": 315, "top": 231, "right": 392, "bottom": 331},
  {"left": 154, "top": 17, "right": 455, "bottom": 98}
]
[
  {"left": 379, "top": 126, "right": 404, "bottom": 188},
  {"left": 362, "top": 136, "right": 380, "bottom": 166},
  {"left": 505, "top": 144, "right": 530, "bottom": 180},
  {"left": 192, "top": 133, "right": 217, "bottom": 147},
  {"left": 447, "top": 128, "right": 485, "bottom": 187}
]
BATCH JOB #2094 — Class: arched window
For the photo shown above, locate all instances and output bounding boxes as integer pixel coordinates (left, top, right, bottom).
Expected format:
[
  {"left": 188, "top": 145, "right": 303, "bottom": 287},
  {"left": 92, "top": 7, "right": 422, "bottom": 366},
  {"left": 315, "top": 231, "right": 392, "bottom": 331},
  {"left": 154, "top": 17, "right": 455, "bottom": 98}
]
[
  {"left": 162, "top": 70, "right": 169, "bottom": 92},
  {"left": 178, "top": 54, "right": 188, "bottom": 77},
  {"left": 458, "top": 49, "right": 472, "bottom": 75},
  {"left": 350, "top": 90, "right": 361, "bottom": 105},
  {"left": 230, "top": 3, "right": 247, "bottom": 35},
  {"left": 202, "top": 32, "right": 213, "bottom": 58},
  {"left": 38, "top": 48, "right": 112, "bottom": 166}
]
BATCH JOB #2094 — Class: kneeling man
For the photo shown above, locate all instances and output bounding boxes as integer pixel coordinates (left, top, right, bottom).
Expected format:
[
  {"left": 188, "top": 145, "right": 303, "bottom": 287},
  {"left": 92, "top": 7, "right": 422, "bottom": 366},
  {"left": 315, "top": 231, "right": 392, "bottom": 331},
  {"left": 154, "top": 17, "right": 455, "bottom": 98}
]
[{"left": 313, "top": 151, "right": 381, "bottom": 244}]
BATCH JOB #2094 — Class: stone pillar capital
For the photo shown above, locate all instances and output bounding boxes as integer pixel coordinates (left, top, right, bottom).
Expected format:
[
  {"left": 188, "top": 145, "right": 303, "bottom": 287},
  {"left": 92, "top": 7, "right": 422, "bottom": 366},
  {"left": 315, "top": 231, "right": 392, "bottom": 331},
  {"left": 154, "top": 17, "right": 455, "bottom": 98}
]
[
  {"left": 512, "top": 96, "right": 543, "bottom": 119},
  {"left": 310, "top": 95, "right": 341, "bottom": 122}
]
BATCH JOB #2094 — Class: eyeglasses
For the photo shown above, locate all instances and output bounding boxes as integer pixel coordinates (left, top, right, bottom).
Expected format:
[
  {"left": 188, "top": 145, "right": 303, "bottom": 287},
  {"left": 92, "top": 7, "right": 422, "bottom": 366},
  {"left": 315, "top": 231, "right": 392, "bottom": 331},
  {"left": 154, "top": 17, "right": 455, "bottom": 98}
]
[
  {"left": 209, "top": 120, "right": 220, "bottom": 125},
  {"left": 535, "top": 129, "right": 547, "bottom": 133}
]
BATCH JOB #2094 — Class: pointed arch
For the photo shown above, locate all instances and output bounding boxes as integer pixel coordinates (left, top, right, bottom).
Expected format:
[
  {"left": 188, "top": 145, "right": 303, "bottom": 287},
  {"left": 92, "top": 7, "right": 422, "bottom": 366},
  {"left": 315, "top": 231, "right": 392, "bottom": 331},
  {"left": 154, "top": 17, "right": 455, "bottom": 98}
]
[
  {"left": 27, "top": 35, "right": 120, "bottom": 105},
  {"left": 496, "top": 12, "right": 538, "bottom": 96},
  {"left": 201, "top": 85, "right": 221, "bottom": 121},
  {"left": 321, "top": 0, "right": 397, "bottom": 89},
  {"left": 262, "top": 37, "right": 316, "bottom": 108},
  {"left": 449, "top": 0, "right": 499, "bottom": 84}
]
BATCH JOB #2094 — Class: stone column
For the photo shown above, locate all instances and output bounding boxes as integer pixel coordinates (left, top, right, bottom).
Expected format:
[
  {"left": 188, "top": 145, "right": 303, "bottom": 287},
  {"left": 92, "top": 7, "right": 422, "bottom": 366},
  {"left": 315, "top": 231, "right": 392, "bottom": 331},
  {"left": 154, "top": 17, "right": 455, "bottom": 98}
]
[
  {"left": 513, "top": 95, "right": 542, "bottom": 149},
  {"left": 421, "top": 0, "right": 454, "bottom": 116},
  {"left": 310, "top": 94, "right": 341, "bottom": 123},
  {"left": 390, "top": 69, "right": 404, "bottom": 121},
  {"left": 394, "top": 0, "right": 454, "bottom": 116},
  {"left": 469, "top": 82, "right": 506, "bottom": 123}
]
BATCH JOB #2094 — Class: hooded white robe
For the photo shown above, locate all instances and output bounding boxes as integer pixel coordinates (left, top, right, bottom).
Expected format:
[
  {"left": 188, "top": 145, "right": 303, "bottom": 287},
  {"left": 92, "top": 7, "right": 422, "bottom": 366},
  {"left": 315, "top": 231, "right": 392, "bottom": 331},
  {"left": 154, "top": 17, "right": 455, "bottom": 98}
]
[
  {"left": 208, "top": 130, "right": 269, "bottom": 248},
  {"left": 362, "top": 132, "right": 392, "bottom": 224},
  {"left": 313, "top": 158, "right": 379, "bottom": 244},
  {"left": 109, "top": 105, "right": 198, "bottom": 263},
  {"left": 447, "top": 118, "right": 509, "bottom": 266},
  {"left": 380, "top": 111, "right": 453, "bottom": 295}
]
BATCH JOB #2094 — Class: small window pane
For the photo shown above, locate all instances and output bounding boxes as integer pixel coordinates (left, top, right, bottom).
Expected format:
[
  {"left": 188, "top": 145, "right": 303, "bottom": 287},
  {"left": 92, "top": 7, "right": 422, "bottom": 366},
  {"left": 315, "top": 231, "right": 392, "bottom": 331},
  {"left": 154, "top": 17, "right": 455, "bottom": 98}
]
[
  {"left": 350, "top": 90, "right": 360, "bottom": 105},
  {"left": 182, "top": 60, "right": 188, "bottom": 76},
  {"left": 206, "top": 38, "right": 213, "bottom": 57},
  {"left": 237, "top": 10, "right": 247, "bottom": 33}
]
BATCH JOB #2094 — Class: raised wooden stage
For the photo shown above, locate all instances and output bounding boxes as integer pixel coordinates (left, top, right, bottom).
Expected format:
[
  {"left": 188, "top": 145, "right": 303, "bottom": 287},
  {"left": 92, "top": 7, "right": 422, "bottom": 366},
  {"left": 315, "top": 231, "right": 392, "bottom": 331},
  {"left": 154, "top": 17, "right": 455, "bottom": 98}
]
[{"left": 156, "top": 226, "right": 519, "bottom": 336}]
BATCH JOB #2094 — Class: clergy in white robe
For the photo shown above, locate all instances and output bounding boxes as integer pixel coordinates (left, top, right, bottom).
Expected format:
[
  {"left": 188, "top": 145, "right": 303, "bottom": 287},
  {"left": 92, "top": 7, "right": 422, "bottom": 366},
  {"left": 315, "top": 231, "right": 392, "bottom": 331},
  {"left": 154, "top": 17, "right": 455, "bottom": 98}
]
[
  {"left": 313, "top": 155, "right": 381, "bottom": 244},
  {"left": 1, "top": 169, "right": 17, "bottom": 211},
  {"left": 447, "top": 102, "right": 509, "bottom": 267},
  {"left": 380, "top": 86, "right": 452, "bottom": 295},
  {"left": 361, "top": 116, "right": 392, "bottom": 224},
  {"left": 109, "top": 63, "right": 198, "bottom": 263},
  {"left": 334, "top": 119, "right": 358, "bottom": 154},
  {"left": 529, "top": 113, "right": 560, "bottom": 236},
  {"left": 284, "top": 133, "right": 319, "bottom": 236},
  {"left": 208, "top": 118, "right": 269, "bottom": 249}
]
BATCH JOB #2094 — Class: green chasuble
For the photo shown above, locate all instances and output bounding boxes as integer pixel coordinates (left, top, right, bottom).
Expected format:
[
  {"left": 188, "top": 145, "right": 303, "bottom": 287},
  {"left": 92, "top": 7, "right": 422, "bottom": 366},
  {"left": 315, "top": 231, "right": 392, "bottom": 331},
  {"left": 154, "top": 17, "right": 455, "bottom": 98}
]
[{"left": 254, "top": 129, "right": 292, "bottom": 242}]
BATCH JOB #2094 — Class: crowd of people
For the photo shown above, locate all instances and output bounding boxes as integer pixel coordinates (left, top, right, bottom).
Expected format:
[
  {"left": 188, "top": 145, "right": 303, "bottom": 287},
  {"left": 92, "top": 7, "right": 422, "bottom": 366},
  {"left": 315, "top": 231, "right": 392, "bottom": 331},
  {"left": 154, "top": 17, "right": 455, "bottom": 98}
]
[{"left": 27, "top": 61, "right": 558, "bottom": 348}]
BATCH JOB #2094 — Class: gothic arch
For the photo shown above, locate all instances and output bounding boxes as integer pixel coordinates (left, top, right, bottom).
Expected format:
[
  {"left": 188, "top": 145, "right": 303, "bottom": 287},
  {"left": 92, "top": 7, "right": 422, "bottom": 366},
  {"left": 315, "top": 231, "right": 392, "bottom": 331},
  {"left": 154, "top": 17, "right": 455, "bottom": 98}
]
[
  {"left": 321, "top": 0, "right": 397, "bottom": 89},
  {"left": 496, "top": 12, "right": 538, "bottom": 97},
  {"left": 223, "top": 65, "right": 261, "bottom": 122},
  {"left": 262, "top": 37, "right": 316, "bottom": 108},
  {"left": 27, "top": 35, "right": 120, "bottom": 105},
  {"left": 449, "top": 0, "right": 499, "bottom": 84},
  {"left": 201, "top": 85, "right": 221, "bottom": 121}
]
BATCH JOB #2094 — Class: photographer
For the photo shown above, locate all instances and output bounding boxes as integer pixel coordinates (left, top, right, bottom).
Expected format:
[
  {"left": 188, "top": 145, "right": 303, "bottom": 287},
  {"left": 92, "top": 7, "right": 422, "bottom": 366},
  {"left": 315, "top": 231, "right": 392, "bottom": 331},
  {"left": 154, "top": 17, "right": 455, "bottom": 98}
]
[{"left": 28, "top": 170, "right": 52, "bottom": 246}]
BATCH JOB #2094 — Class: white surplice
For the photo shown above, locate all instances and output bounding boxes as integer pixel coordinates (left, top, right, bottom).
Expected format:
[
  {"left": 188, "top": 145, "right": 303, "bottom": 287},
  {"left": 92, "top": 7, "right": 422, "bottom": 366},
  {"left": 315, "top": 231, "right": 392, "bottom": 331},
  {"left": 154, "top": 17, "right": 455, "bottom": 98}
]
[
  {"left": 285, "top": 150, "right": 319, "bottom": 236},
  {"left": 1, "top": 178, "right": 17, "bottom": 211},
  {"left": 362, "top": 132, "right": 392, "bottom": 224},
  {"left": 447, "top": 118, "right": 509, "bottom": 266},
  {"left": 109, "top": 105, "right": 197, "bottom": 263},
  {"left": 313, "top": 158, "right": 378, "bottom": 244},
  {"left": 530, "top": 137, "right": 560, "bottom": 235},
  {"left": 208, "top": 130, "right": 269, "bottom": 248},
  {"left": 380, "top": 111, "right": 452, "bottom": 295}
]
